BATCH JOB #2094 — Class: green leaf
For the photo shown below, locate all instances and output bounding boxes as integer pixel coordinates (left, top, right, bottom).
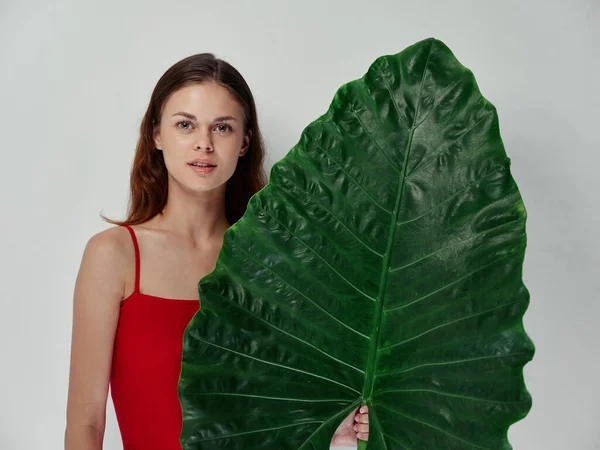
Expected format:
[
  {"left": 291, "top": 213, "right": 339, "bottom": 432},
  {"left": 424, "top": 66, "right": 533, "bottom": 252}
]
[{"left": 179, "top": 37, "right": 535, "bottom": 450}]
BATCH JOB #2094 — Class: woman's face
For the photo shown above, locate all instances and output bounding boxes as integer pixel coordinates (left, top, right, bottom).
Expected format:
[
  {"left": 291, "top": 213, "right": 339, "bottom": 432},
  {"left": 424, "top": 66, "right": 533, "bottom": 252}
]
[{"left": 153, "top": 82, "right": 250, "bottom": 195}]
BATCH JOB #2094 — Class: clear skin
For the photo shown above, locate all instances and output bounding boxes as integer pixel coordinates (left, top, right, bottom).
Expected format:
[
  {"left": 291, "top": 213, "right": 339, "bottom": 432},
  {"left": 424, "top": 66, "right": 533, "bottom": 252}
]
[{"left": 64, "top": 81, "right": 369, "bottom": 449}]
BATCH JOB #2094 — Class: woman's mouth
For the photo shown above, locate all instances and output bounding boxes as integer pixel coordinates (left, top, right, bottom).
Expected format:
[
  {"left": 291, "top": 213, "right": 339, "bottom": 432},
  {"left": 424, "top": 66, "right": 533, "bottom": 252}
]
[{"left": 188, "top": 162, "right": 216, "bottom": 174}]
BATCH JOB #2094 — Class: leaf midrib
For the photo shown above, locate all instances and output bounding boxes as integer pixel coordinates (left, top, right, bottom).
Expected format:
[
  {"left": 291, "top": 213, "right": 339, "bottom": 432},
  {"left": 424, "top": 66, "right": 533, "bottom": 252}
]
[{"left": 362, "top": 39, "right": 435, "bottom": 401}]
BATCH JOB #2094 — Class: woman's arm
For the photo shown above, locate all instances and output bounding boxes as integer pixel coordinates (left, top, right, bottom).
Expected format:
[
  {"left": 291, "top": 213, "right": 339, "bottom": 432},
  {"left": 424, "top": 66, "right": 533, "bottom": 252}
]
[{"left": 64, "top": 230, "right": 127, "bottom": 450}]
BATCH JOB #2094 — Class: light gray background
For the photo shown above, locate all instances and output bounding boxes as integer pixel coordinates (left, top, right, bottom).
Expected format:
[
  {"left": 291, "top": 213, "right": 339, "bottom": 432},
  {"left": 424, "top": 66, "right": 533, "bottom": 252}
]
[{"left": 1, "top": 1, "right": 598, "bottom": 449}]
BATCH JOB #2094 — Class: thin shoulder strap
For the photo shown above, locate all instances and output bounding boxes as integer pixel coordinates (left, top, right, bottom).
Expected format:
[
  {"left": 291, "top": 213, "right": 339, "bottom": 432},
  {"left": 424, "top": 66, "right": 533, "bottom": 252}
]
[{"left": 121, "top": 224, "right": 140, "bottom": 293}]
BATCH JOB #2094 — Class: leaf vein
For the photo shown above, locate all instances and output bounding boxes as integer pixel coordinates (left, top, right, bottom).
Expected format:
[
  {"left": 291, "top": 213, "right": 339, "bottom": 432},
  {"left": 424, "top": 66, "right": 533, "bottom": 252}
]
[
  {"left": 362, "top": 38, "right": 436, "bottom": 400},
  {"left": 406, "top": 113, "right": 492, "bottom": 178},
  {"left": 348, "top": 103, "right": 402, "bottom": 175},
  {"left": 188, "top": 334, "right": 362, "bottom": 395},
  {"left": 375, "top": 388, "right": 526, "bottom": 404},
  {"left": 384, "top": 252, "right": 518, "bottom": 312},
  {"left": 413, "top": 72, "right": 472, "bottom": 130},
  {"left": 190, "top": 392, "right": 350, "bottom": 403},
  {"left": 231, "top": 241, "right": 369, "bottom": 340},
  {"left": 390, "top": 216, "right": 525, "bottom": 273},
  {"left": 193, "top": 421, "right": 325, "bottom": 442},
  {"left": 380, "top": 300, "right": 519, "bottom": 351},
  {"left": 316, "top": 141, "right": 393, "bottom": 216},
  {"left": 274, "top": 181, "right": 384, "bottom": 258},
  {"left": 395, "top": 165, "right": 505, "bottom": 227},
  {"left": 376, "top": 352, "right": 531, "bottom": 376},
  {"left": 206, "top": 287, "right": 365, "bottom": 374},
  {"left": 262, "top": 207, "right": 378, "bottom": 302}
]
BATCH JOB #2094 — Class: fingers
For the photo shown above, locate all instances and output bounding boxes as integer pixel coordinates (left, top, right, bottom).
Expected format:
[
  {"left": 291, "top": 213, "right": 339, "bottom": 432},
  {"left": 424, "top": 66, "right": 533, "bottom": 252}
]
[
  {"left": 353, "top": 423, "right": 369, "bottom": 433},
  {"left": 354, "top": 405, "right": 369, "bottom": 440},
  {"left": 357, "top": 432, "right": 369, "bottom": 441},
  {"left": 354, "top": 412, "right": 369, "bottom": 424}
]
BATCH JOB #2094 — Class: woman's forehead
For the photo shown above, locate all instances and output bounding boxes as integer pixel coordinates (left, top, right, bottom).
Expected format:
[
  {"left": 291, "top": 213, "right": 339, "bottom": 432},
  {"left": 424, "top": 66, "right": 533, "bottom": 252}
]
[{"left": 163, "top": 82, "right": 243, "bottom": 119}]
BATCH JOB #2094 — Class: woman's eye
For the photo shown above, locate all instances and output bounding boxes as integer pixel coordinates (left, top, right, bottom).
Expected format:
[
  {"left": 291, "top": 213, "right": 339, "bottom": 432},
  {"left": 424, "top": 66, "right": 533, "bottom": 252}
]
[
  {"left": 215, "top": 124, "right": 232, "bottom": 133},
  {"left": 177, "top": 121, "right": 193, "bottom": 130}
]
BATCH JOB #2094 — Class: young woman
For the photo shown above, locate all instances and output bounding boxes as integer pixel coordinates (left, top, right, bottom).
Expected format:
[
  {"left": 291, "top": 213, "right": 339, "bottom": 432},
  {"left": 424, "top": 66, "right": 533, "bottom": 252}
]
[{"left": 64, "top": 53, "right": 369, "bottom": 449}]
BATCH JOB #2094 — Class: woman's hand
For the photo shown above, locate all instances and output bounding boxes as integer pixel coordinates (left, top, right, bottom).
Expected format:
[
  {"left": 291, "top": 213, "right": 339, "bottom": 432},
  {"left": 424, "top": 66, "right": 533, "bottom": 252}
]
[{"left": 330, "top": 404, "right": 369, "bottom": 447}]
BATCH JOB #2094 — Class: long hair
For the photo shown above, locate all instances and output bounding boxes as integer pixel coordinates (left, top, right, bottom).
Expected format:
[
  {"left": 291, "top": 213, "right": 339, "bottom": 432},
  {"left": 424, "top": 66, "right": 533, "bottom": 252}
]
[{"left": 102, "top": 53, "right": 268, "bottom": 226}]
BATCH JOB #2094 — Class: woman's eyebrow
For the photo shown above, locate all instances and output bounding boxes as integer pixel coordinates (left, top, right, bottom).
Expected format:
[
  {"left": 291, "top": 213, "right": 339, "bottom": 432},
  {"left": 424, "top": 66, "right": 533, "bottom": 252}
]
[{"left": 171, "top": 112, "right": 237, "bottom": 122}]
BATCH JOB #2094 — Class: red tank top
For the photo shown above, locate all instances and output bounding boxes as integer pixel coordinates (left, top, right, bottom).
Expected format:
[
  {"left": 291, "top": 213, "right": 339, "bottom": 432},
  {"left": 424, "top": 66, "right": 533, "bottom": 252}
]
[{"left": 110, "top": 225, "right": 200, "bottom": 450}]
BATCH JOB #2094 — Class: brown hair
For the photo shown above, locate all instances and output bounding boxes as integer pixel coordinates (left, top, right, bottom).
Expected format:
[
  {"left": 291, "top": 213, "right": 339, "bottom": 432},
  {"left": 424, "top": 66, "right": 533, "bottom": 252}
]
[{"left": 102, "top": 53, "right": 268, "bottom": 227}]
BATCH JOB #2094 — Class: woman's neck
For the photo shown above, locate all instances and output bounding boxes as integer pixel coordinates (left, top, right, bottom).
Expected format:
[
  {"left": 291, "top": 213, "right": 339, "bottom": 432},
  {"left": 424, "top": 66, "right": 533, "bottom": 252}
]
[{"left": 149, "top": 181, "right": 230, "bottom": 246}]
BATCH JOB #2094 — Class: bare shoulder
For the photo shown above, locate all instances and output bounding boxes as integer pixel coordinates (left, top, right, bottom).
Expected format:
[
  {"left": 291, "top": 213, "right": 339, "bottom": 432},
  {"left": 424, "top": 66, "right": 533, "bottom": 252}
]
[
  {"left": 84, "top": 225, "right": 131, "bottom": 256},
  {"left": 77, "top": 225, "right": 133, "bottom": 302}
]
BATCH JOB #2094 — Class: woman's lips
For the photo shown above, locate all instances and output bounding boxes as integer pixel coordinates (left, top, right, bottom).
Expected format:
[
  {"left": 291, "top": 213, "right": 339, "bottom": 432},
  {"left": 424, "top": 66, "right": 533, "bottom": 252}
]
[{"left": 189, "top": 164, "right": 216, "bottom": 174}]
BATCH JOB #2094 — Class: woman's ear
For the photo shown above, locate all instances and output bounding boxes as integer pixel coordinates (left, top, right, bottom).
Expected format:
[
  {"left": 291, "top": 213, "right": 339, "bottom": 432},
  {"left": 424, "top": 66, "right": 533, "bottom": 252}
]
[
  {"left": 152, "top": 122, "right": 162, "bottom": 150},
  {"left": 240, "top": 129, "right": 252, "bottom": 156}
]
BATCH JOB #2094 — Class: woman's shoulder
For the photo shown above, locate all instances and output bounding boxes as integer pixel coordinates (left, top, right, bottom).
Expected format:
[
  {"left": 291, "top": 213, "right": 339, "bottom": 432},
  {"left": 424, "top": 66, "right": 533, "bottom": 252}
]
[
  {"left": 81, "top": 225, "right": 136, "bottom": 271},
  {"left": 74, "top": 226, "right": 135, "bottom": 306}
]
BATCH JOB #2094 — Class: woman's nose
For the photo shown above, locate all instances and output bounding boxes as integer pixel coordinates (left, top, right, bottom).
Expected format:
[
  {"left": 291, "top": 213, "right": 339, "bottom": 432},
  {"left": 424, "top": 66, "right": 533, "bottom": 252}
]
[
  {"left": 194, "top": 132, "right": 213, "bottom": 151},
  {"left": 194, "top": 142, "right": 213, "bottom": 151}
]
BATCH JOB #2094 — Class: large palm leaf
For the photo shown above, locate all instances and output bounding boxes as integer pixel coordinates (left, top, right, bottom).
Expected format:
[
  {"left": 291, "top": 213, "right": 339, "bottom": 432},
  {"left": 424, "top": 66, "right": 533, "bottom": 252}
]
[{"left": 179, "top": 37, "right": 534, "bottom": 450}]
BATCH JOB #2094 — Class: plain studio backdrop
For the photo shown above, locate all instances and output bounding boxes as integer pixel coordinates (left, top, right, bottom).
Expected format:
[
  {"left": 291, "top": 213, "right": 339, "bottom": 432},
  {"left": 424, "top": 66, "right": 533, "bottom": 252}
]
[{"left": 1, "top": 1, "right": 598, "bottom": 449}]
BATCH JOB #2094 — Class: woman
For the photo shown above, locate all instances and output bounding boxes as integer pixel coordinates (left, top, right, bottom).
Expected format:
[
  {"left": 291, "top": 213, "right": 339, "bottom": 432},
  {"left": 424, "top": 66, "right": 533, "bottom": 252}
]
[{"left": 64, "top": 53, "right": 369, "bottom": 449}]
